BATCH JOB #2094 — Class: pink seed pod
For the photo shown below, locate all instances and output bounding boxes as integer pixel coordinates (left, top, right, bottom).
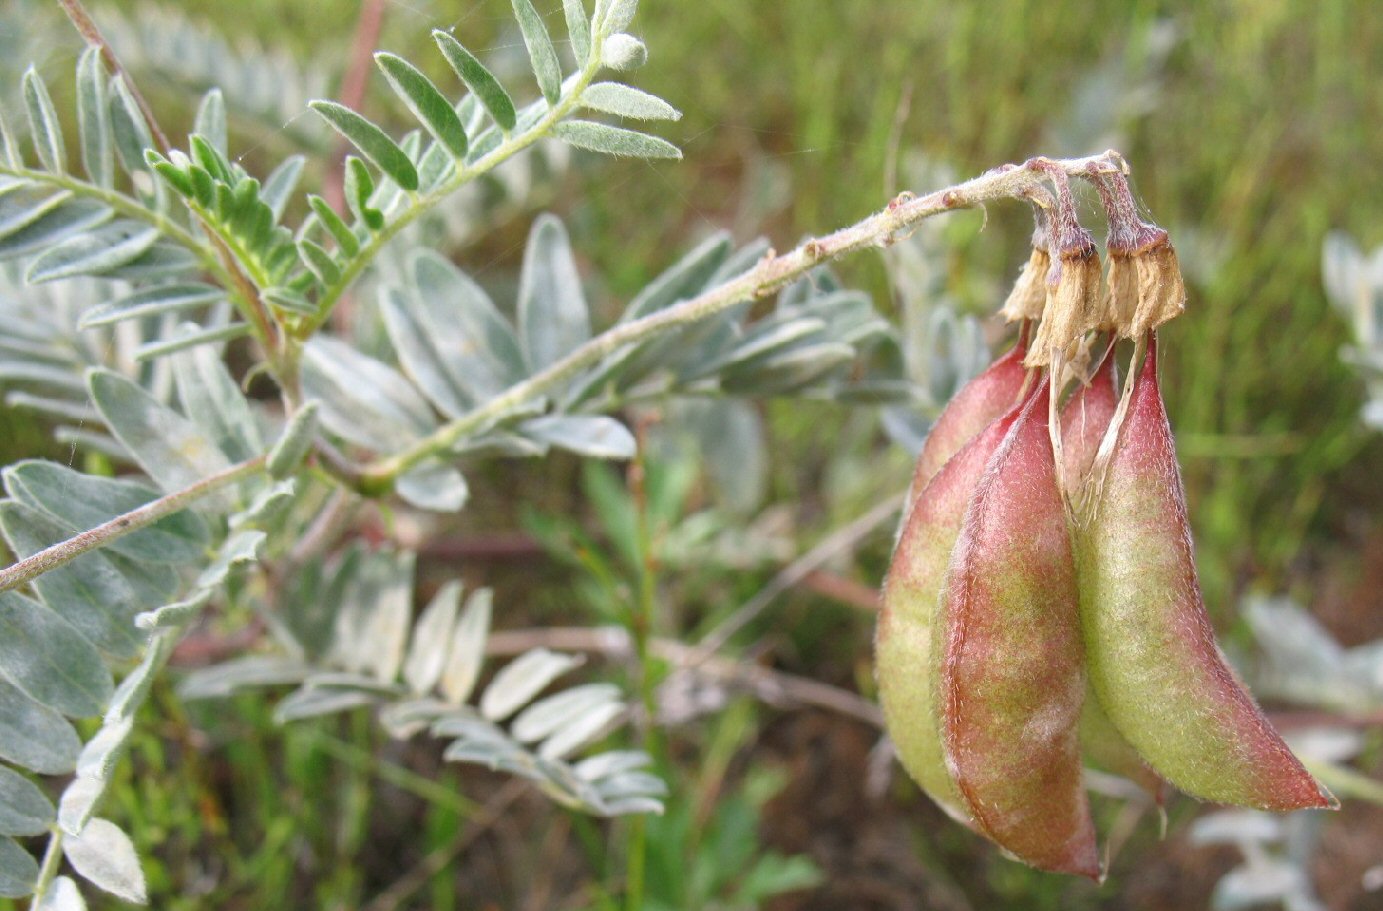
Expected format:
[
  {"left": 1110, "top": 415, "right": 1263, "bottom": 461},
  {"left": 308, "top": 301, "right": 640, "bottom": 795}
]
[
  {"left": 1059, "top": 342, "right": 1119, "bottom": 495},
  {"left": 904, "top": 327, "right": 1029, "bottom": 513},
  {"left": 1076, "top": 338, "right": 1335, "bottom": 811},
  {"left": 877, "top": 407, "right": 1022, "bottom": 825},
  {"left": 939, "top": 383, "right": 1100, "bottom": 878}
]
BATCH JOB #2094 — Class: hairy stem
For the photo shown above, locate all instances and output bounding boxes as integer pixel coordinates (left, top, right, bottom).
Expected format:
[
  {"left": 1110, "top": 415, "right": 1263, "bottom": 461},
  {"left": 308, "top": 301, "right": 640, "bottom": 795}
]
[
  {"left": 362, "top": 151, "right": 1126, "bottom": 485},
  {"left": 30, "top": 825, "right": 66, "bottom": 904},
  {"left": 0, "top": 456, "right": 265, "bottom": 594}
]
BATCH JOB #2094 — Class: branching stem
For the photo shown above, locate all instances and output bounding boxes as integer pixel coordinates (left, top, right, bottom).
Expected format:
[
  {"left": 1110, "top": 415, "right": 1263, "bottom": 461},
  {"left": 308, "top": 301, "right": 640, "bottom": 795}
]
[
  {"left": 362, "top": 151, "right": 1126, "bottom": 485},
  {"left": 0, "top": 456, "right": 265, "bottom": 594}
]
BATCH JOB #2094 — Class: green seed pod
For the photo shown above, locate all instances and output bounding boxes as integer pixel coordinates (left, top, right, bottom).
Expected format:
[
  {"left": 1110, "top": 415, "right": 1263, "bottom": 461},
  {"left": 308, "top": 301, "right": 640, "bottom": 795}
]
[
  {"left": 1076, "top": 339, "right": 1334, "bottom": 811},
  {"left": 939, "top": 383, "right": 1099, "bottom": 878},
  {"left": 1079, "top": 687, "right": 1165, "bottom": 804},
  {"left": 1058, "top": 353, "right": 1166, "bottom": 805},
  {"left": 878, "top": 407, "right": 1021, "bottom": 825},
  {"left": 905, "top": 328, "right": 1029, "bottom": 513}
]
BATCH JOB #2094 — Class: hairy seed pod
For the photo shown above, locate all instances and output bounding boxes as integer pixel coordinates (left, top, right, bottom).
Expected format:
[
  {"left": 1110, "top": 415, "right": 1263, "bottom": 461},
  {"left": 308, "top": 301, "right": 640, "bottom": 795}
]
[
  {"left": 939, "top": 383, "right": 1099, "bottom": 878},
  {"left": 878, "top": 409, "right": 1021, "bottom": 825},
  {"left": 905, "top": 328, "right": 1029, "bottom": 512},
  {"left": 1080, "top": 688, "right": 1166, "bottom": 803},
  {"left": 1059, "top": 343, "right": 1118, "bottom": 495},
  {"left": 1076, "top": 339, "right": 1334, "bottom": 811}
]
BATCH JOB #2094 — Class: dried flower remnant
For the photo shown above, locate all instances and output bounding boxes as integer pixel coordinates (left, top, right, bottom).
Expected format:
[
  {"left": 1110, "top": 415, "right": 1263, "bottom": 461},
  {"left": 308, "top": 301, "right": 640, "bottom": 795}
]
[
  {"left": 999, "top": 210, "right": 1052, "bottom": 325},
  {"left": 1059, "top": 339, "right": 1118, "bottom": 495},
  {"left": 1089, "top": 165, "right": 1186, "bottom": 338},
  {"left": 1026, "top": 165, "right": 1102, "bottom": 368}
]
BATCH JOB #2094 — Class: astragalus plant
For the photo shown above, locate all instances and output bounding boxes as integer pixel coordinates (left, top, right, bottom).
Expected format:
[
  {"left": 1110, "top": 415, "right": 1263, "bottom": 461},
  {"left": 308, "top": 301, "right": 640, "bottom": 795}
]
[{"left": 0, "top": 0, "right": 1337, "bottom": 906}]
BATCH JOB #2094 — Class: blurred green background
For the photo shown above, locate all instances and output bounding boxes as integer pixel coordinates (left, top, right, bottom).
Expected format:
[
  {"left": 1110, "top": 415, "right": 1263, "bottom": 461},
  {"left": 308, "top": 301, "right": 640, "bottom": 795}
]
[{"left": 2, "top": 0, "right": 1382, "bottom": 908}]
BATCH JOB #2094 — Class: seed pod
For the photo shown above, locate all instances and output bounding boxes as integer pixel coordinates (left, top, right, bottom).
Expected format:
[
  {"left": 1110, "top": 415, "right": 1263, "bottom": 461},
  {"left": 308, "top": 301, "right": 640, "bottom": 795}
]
[
  {"left": 1080, "top": 687, "right": 1166, "bottom": 804},
  {"left": 1059, "top": 342, "right": 1118, "bottom": 495},
  {"left": 877, "top": 408, "right": 1021, "bottom": 825},
  {"left": 1076, "top": 339, "right": 1333, "bottom": 811},
  {"left": 905, "top": 327, "right": 1029, "bottom": 511},
  {"left": 939, "top": 383, "right": 1099, "bottom": 878}
]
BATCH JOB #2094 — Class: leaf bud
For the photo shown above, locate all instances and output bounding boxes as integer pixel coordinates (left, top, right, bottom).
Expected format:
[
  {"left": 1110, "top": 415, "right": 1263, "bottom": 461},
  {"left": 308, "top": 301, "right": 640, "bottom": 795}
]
[{"left": 601, "top": 33, "right": 647, "bottom": 71}]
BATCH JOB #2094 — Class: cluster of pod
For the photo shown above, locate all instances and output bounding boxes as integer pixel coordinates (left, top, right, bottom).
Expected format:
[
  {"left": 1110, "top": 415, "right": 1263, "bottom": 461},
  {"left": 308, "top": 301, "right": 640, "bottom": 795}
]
[{"left": 874, "top": 160, "right": 1335, "bottom": 879}]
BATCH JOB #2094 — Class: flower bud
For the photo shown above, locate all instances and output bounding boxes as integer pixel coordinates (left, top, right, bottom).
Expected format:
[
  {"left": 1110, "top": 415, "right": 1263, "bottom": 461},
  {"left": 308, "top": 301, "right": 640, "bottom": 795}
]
[{"left": 601, "top": 33, "right": 648, "bottom": 71}]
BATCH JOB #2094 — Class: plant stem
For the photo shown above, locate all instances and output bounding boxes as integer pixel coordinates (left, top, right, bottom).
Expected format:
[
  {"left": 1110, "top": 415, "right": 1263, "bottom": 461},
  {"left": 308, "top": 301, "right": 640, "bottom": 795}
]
[
  {"left": 305, "top": 730, "right": 479, "bottom": 817},
  {"left": 623, "top": 439, "right": 658, "bottom": 911},
  {"left": 30, "top": 825, "right": 66, "bottom": 904},
  {"left": 625, "top": 816, "right": 647, "bottom": 911},
  {"left": 361, "top": 151, "right": 1126, "bottom": 486},
  {"left": 0, "top": 455, "right": 265, "bottom": 594}
]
